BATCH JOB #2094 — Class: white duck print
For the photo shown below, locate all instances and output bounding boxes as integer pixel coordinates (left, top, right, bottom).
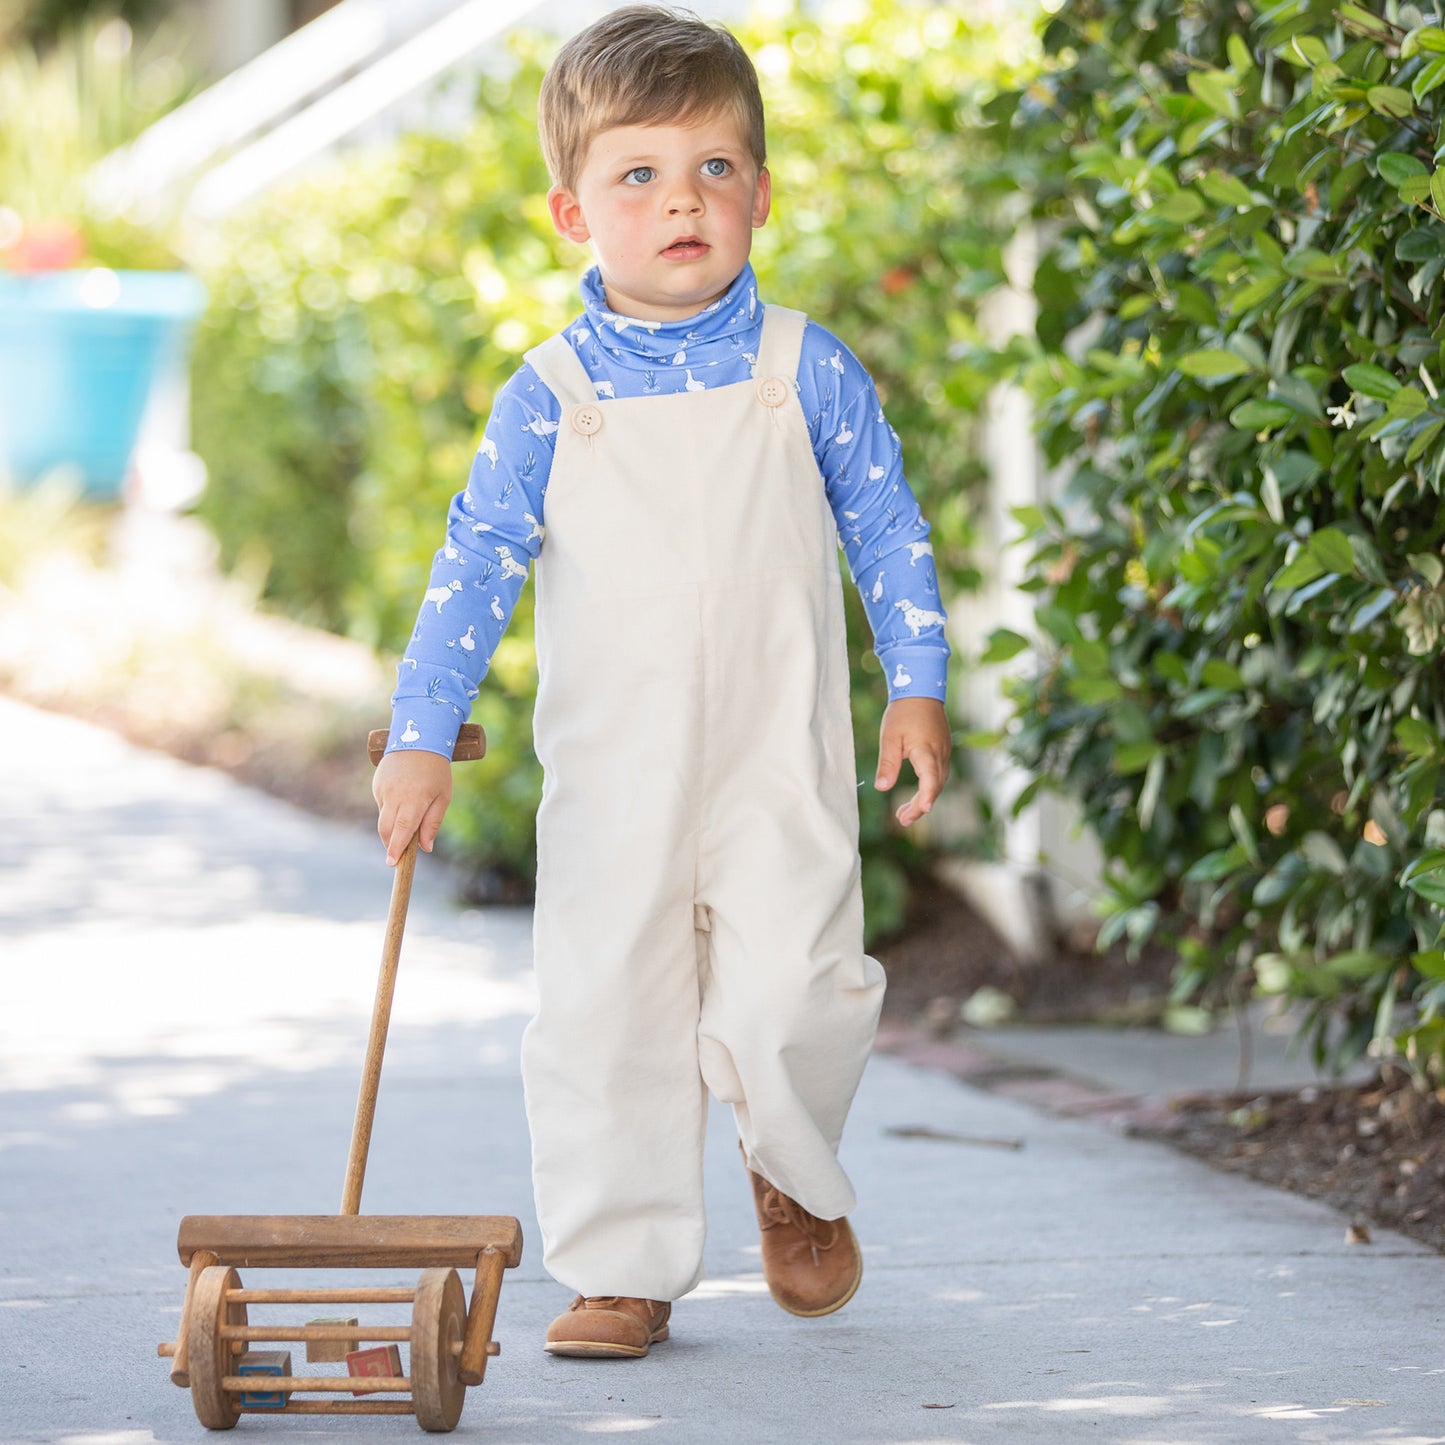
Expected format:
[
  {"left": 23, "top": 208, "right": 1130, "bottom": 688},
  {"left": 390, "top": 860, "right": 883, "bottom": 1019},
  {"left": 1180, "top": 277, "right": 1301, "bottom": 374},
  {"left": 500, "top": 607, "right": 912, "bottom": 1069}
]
[
  {"left": 478, "top": 436, "right": 499, "bottom": 467},
  {"left": 494, "top": 545, "right": 528, "bottom": 580},
  {"left": 892, "top": 663, "right": 913, "bottom": 689},
  {"left": 868, "top": 464, "right": 886, "bottom": 481},
  {"left": 424, "top": 580, "right": 462, "bottom": 612},
  {"left": 524, "top": 415, "right": 560, "bottom": 438},
  {"left": 684, "top": 370, "right": 706, "bottom": 392},
  {"left": 836, "top": 422, "right": 854, "bottom": 445},
  {"left": 672, "top": 349, "right": 687, "bottom": 366},
  {"left": 594, "top": 381, "right": 616, "bottom": 399},
  {"left": 471, "top": 520, "right": 495, "bottom": 535},
  {"left": 871, "top": 571, "right": 885, "bottom": 603},
  {"left": 489, "top": 595, "right": 505, "bottom": 621},
  {"left": 447, "top": 625, "right": 477, "bottom": 652},
  {"left": 400, "top": 720, "right": 421, "bottom": 743},
  {"left": 824, "top": 349, "right": 846, "bottom": 374}
]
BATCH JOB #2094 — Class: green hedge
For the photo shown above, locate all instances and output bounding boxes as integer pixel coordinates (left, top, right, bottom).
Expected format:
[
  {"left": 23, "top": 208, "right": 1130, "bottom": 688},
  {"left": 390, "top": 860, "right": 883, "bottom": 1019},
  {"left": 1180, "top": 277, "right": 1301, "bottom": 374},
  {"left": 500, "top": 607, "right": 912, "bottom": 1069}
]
[
  {"left": 979, "top": 0, "right": 1445, "bottom": 1078},
  {"left": 190, "top": 4, "right": 1026, "bottom": 933}
]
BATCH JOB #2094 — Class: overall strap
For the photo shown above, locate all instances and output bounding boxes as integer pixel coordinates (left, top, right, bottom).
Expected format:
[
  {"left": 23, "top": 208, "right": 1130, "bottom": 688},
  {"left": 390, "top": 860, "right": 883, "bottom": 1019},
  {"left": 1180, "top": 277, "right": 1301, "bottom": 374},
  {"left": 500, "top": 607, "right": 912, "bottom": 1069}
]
[
  {"left": 525, "top": 333, "right": 598, "bottom": 409},
  {"left": 753, "top": 306, "right": 809, "bottom": 382}
]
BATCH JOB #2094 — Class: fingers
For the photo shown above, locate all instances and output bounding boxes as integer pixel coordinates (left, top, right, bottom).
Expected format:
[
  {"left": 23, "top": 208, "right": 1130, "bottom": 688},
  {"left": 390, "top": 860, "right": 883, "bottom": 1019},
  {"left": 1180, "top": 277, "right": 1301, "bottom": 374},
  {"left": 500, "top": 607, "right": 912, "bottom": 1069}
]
[
  {"left": 894, "top": 747, "right": 947, "bottom": 828},
  {"left": 875, "top": 731, "right": 905, "bottom": 792}
]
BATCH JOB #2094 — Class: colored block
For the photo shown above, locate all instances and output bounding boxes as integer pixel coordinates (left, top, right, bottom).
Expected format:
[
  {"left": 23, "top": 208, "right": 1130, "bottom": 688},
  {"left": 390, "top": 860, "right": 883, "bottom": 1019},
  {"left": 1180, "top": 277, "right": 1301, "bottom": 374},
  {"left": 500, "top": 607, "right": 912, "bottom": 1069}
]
[
  {"left": 237, "top": 1349, "right": 292, "bottom": 1408},
  {"left": 347, "top": 1343, "right": 403, "bottom": 1397},
  {"left": 305, "top": 1316, "right": 360, "bottom": 1364}
]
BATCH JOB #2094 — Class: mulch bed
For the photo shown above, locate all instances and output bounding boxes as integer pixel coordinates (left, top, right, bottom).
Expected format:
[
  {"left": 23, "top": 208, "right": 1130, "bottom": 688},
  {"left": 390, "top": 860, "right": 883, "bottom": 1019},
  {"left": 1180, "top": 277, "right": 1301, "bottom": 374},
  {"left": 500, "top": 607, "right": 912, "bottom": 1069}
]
[
  {"left": 1136, "top": 1074, "right": 1445, "bottom": 1254},
  {"left": 874, "top": 871, "right": 1445, "bottom": 1255}
]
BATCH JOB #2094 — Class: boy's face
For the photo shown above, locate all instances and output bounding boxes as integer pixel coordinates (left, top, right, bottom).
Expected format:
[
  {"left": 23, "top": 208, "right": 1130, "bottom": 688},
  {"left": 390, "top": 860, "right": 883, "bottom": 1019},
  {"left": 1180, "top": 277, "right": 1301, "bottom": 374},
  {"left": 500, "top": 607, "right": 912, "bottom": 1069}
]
[{"left": 548, "top": 107, "right": 771, "bottom": 323}]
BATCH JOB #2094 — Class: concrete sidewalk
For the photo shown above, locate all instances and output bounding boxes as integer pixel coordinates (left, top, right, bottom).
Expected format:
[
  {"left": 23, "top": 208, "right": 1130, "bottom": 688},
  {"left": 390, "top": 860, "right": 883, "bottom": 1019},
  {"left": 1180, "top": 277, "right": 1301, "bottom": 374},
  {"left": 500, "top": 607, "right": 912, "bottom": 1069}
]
[{"left": 2, "top": 694, "right": 1441, "bottom": 1445}]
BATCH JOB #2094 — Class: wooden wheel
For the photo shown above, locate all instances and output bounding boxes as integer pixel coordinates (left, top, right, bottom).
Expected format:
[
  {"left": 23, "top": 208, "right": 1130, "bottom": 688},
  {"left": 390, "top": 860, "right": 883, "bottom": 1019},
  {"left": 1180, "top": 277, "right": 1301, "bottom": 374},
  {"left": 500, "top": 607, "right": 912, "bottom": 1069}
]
[
  {"left": 186, "top": 1265, "right": 246, "bottom": 1430},
  {"left": 411, "top": 1267, "right": 466, "bottom": 1432}
]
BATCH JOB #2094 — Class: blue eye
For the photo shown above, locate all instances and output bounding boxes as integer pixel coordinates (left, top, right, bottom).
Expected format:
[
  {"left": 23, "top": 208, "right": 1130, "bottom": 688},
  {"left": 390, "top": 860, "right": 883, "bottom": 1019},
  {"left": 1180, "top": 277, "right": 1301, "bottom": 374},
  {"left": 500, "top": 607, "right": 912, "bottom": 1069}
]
[
  {"left": 701, "top": 158, "right": 730, "bottom": 177},
  {"left": 623, "top": 166, "right": 655, "bottom": 185}
]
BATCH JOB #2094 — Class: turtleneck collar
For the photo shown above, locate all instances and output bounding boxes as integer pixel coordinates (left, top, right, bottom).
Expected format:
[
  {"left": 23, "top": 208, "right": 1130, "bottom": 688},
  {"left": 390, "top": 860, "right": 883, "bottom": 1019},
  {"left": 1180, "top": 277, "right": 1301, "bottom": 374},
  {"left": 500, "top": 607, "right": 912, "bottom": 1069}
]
[{"left": 577, "top": 263, "right": 762, "bottom": 365}]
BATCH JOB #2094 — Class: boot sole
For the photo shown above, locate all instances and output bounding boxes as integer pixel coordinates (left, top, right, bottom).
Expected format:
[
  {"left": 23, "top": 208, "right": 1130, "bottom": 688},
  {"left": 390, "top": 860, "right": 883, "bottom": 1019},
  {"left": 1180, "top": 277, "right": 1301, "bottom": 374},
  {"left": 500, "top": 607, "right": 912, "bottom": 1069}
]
[{"left": 544, "top": 1325, "right": 670, "bottom": 1358}]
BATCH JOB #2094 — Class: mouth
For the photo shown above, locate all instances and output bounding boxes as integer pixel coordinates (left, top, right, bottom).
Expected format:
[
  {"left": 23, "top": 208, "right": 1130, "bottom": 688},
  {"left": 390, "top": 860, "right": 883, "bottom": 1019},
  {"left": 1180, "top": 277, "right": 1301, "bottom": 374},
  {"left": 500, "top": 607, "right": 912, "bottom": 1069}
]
[{"left": 661, "top": 236, "right": 709, "bottom": 260}]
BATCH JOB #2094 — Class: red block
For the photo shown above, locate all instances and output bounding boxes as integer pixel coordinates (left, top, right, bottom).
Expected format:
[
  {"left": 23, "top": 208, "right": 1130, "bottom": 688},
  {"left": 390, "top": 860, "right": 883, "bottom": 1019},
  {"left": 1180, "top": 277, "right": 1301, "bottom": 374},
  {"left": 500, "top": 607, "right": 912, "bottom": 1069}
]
[{"left": 346, "top": 1343, "right": 403, "bottom": 1398}]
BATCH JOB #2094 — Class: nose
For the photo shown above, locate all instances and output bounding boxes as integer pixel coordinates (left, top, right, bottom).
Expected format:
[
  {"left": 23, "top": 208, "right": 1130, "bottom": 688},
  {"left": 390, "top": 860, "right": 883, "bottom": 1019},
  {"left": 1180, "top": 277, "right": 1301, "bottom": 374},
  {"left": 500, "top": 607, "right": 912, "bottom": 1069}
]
[{"left": 664, "top": 176, "right": 704, "bottom": 216}]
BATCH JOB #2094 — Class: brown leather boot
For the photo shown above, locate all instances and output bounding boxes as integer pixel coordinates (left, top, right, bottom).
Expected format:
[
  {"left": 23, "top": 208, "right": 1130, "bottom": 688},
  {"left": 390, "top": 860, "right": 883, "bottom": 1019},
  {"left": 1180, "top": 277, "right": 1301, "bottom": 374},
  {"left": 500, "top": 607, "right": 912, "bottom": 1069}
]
[
  {"left": 543, "top": 1295, "right": 671, "bottom": 1358},
  {"left": 742, "top": 1150, "right": 863, "bottom": 1317}
]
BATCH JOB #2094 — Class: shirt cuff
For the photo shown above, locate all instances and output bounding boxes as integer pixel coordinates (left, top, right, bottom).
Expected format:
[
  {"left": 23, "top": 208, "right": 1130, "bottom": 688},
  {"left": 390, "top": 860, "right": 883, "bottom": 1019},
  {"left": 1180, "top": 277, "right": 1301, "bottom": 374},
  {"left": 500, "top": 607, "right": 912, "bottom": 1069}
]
[
  {"left": 385, "top": 697, "right": 464, "bottom": 759},
  {"left": 879, "top": 644, "right": 949, "bottom": 703}
]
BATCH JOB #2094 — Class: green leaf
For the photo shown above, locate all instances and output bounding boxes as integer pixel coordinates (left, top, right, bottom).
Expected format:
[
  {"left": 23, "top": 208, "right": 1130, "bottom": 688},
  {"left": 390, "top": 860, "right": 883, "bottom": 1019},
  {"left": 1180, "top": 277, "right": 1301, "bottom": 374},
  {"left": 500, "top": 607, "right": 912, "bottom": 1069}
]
[
  {"left": 1398, "top": 228, "right": 1445, "bottom": 262},
  {"left": 1138, "top": 751, "right": 1166, "bottom": 831},
  {"left": 1227, "top": 33, "right": 1254, "bottom": 72},
  {"left": 1310, "top": 527, "right": 1357, "bottom": 575},
  {"left": 1367, "top": 85, "right": 1415, "bottom": 119},
  {"left": 1271, "top": 550, "right": 1326, "bottom": 590},
  {"left": 1178, "top": 348, "right": 1254, "bottom": 378},
  {"left": 1115, "top": 740, "right": 1162, "bottom": 775},
  {"left": 1231, "top": 399, "right": 1295, "bottom": 431},
  {"left": 1395, "top": 717, "right": 1439, "bottom": 757},
  {"left": 1152, "top": 190, "right": 1206, "bottom": 224},
  {"left": 1289, "top": 34, "right": 1331, "bottom": 67},
  {"left": 1300, "top": 831, "right": 1348, "bottom": 875},
  {"left": 1202, "top": 659, "right": 1246, "bottom": 689},
  {"left": 1432, "top": 171, "right": 1445, "bottom": 216},
  {"left": 1343, "top": 362, "right": 1401, "bottom": 400},
  {"left": 1406, "top": 417, "right": 1445, "bottom": 464},
  {"left": 1413, "top": 57, "right": 1445, "bottom": 103},
  {"left": 1410, "top": 551, "right": 1445, "bottom": 586},
  {"left": 1400, "top": 175, "right": 1433, "bottom": 205},
  {"left": 1412, "top": 949, "right": 1445, "bottom": 980},
  {"left": 1010, "top": 504, "right": 1048, "bottom": 533},
  {"left": 981, "top": 628, "right": 1031, "bottom": 665},
  {"left": 1188, "top": 70, "right": 1240, "bottom": 119},
  {"left": 1198, "top": 170, "right": 1257, "bottom": 208},
  {"left": 1323, "top": 950, "right": 1391, "bottom": 981},
  {"left": 1378, "top": 152, "right": 1429, "bottom": 186},
  {"left": 1414, "top": 25, "right": 1445, "bottom": 53},
  {"left": 1386, "top": 385, "right": 1430, "bottom": 419}
]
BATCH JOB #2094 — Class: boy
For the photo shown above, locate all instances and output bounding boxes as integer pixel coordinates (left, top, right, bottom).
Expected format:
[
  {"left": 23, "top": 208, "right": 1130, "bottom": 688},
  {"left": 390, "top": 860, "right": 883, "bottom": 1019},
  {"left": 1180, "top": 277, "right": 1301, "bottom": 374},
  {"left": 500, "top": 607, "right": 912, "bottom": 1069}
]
[{"left": 374, "top": 5, "right": 952, "bottom": 1358}]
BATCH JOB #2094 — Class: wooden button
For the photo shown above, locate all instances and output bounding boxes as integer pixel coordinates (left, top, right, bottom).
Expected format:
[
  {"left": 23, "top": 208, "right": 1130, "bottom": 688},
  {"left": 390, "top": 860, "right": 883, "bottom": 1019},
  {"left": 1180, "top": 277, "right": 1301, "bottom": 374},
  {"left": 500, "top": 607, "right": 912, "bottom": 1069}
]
[
  {"left": 756, "top": 377, "right": 790, "bottom": 407},
  {"left": 572, "top": 405, "right": 603, "bottom": 435}
]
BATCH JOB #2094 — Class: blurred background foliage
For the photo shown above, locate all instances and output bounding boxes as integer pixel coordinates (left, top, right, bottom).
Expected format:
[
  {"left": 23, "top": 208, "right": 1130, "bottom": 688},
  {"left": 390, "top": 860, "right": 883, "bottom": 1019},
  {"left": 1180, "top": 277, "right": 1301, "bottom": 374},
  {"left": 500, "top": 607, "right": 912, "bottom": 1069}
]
[
  {"left": 187, "top": 0, "right": 1035, "bottom": 927},
  {"left": 980, "top": 0, "right": 1445, "bottom": 1080},
  {"left": 0, "top": 7, "right": 192, "bottom": 269}
]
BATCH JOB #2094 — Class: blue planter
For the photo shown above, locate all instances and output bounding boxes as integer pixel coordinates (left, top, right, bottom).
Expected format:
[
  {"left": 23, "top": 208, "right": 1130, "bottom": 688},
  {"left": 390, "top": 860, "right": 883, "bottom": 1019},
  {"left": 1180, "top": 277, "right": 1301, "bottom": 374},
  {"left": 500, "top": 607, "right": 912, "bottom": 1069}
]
[{"left": 0, "top": 269, "right": 207, "bottom": 498}]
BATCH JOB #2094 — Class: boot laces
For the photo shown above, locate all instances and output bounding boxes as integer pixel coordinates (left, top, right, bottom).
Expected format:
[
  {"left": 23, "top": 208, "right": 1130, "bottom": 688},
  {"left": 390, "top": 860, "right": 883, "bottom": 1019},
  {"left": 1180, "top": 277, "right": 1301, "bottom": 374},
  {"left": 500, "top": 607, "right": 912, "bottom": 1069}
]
[{"left": 760, "top": 1185, "right": 839, "bottom": 1264}]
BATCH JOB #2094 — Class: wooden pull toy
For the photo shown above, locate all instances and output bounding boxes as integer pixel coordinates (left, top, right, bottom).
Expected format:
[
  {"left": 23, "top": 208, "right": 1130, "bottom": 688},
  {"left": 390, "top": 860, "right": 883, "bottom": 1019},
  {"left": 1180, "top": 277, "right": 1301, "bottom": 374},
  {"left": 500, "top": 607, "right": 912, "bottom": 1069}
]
[{"left": 158, "top": 725, "right": 519, "bottom": 1432}]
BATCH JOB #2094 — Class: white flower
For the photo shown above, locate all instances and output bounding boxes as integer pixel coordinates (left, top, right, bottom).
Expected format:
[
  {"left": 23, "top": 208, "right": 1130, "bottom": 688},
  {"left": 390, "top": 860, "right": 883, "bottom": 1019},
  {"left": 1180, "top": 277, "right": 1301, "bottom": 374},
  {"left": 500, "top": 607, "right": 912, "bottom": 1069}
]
[{"left": 1326, "top": 401, "right": 1356, "bottom": 429}]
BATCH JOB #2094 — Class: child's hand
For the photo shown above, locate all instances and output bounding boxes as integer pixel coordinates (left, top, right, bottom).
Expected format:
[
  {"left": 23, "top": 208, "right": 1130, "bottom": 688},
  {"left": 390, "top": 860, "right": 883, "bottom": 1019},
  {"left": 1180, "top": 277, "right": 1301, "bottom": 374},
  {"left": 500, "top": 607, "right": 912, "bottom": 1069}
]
[
  {"left": 875, "top": 697, "right": 952, "bottom": 827},
  {"left": 373, "top": 750, "right": 454, "bottom": 866}
]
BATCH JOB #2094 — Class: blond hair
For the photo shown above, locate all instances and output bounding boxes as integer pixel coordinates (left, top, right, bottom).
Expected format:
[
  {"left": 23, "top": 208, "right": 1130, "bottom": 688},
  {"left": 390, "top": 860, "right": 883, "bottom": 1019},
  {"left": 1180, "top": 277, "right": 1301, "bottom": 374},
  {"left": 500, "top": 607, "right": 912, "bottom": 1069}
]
[{"left": 538, "top": 5, "right": 766, "bottom": 192}]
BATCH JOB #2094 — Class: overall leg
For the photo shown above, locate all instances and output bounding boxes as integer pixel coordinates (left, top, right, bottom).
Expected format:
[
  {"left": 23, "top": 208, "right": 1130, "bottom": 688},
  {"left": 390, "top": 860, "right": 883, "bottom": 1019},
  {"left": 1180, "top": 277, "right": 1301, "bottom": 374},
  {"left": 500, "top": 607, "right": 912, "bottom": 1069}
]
[{"left": 523, "top": 754, "right": 709, "bottom": 1303}]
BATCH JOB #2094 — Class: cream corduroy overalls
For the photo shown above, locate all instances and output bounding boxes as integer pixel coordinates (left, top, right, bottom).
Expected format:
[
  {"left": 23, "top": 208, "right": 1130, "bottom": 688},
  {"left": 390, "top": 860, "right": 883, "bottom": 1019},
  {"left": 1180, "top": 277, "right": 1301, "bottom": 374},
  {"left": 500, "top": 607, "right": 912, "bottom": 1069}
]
[{"left": 520, "top": 305, "right": 886, "bottom": 1301}]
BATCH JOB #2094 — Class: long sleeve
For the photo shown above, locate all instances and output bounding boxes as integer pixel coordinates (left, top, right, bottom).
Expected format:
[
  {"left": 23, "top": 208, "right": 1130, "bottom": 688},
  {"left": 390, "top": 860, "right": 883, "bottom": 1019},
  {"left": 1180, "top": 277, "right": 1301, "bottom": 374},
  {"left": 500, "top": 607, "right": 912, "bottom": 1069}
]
[
  {"left": 386, "top": 363, "right": 561, "bottom": 757},
  {"left": 797, "top": 324, "right": 950, "bottom": 702}
]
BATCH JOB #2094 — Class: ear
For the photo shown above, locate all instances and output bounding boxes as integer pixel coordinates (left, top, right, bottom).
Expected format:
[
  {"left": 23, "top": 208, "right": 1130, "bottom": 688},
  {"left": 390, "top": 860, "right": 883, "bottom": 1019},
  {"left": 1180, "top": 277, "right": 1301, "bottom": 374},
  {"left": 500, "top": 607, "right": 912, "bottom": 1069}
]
[
  {"left": 548, "top": 184, "right": 591, "bottom": 243},
  {"left": 751, "top": 167, "right": 772, "bottom": 230}
]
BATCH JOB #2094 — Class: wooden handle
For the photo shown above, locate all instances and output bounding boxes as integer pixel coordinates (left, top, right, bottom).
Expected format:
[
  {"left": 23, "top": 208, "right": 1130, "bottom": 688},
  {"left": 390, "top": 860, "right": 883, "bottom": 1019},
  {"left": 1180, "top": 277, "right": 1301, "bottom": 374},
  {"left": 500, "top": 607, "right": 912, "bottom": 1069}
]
[
  {"left": 368, "top": 723, "right": 486, "bottom": 768},
  {"left": 340, "top": 836, "right": 418, "bottom": 1214}
]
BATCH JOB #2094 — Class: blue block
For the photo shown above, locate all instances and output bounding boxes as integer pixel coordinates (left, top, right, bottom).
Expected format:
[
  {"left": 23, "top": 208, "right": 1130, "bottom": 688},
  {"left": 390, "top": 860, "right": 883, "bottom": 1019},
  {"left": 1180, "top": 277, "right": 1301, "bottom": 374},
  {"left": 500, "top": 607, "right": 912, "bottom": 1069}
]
[{"left": 236, "top": 1349, "right": 292, "bottom": 1408}]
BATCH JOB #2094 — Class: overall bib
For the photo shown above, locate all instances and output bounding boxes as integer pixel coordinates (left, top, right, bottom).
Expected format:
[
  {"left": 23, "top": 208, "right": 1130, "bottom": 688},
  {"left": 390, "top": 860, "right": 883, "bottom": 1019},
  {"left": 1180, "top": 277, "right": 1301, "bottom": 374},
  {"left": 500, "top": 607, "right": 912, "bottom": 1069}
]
[{"left": 521, "top": 306, "right": 887, "bottom": 1301}]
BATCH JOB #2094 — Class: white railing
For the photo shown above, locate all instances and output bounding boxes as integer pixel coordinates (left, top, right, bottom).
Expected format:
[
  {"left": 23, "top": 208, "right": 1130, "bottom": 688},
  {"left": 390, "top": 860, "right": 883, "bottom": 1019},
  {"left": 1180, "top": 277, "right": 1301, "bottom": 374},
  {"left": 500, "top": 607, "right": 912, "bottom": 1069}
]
[{"left": 89, "top": 0, "right": 535, "bottom": 218}]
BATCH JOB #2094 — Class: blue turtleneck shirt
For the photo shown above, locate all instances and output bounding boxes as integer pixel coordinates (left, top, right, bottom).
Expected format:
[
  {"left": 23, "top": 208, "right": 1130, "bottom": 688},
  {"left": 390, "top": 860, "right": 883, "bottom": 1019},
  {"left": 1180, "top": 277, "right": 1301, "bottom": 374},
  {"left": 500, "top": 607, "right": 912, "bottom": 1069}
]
[{"left": 388, "top": 263, "right": 949, "bottom": 757}]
